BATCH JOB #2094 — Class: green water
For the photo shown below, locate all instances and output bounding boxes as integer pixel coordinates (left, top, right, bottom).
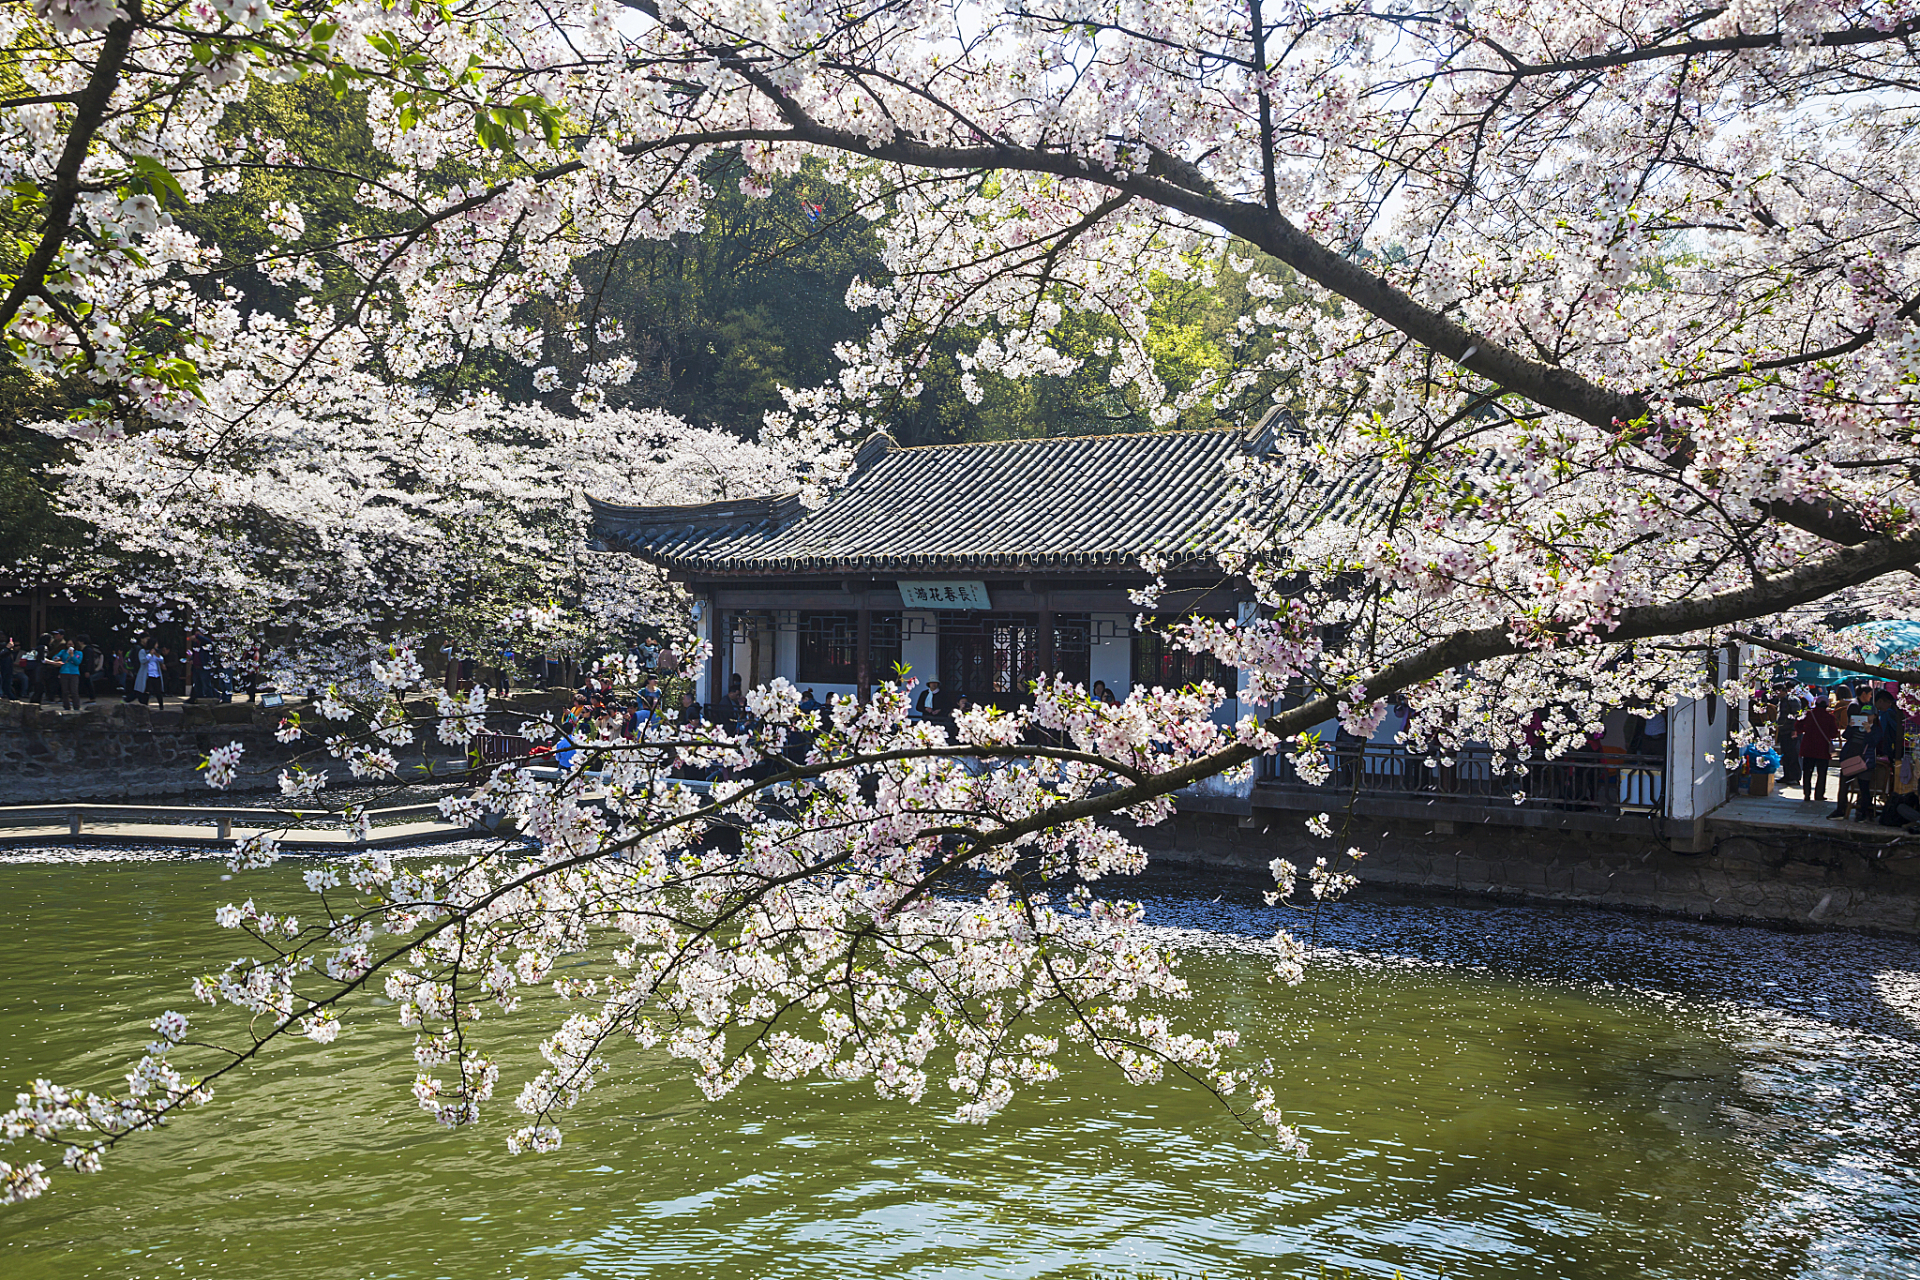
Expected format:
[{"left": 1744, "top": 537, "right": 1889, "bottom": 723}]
[{"left": 2, "top": 851, "right": 1918, "bottom": 1279}]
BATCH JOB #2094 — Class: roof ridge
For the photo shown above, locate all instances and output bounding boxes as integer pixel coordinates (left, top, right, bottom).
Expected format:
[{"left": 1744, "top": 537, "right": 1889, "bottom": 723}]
[
  {"left": 888, "top": 425, "right": 1248, "bottom": 453},
  {"left": 586, "top": 491, "right": 802, "bottom": 519}
]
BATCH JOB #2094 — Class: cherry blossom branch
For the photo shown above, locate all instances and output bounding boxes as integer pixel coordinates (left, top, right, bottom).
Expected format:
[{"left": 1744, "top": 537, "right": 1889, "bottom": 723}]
[
  {"left": 0, "top": 6, "right": 137, "bottom": 336},
  {"left": 1729, "top": 631, "right": 1920, "bottom": 684},
  {"left": 581, "top": 34, "right": 1882, "bottom": 545}
]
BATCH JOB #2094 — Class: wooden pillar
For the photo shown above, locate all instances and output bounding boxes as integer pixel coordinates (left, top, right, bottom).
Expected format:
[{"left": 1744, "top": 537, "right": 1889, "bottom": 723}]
[
  {"left": 716, "top": 610, "right": 732, "bottom": 704},
  {"left": 30, "top": 586, "right": 46, "bottom": 639},
  {"left": 855, "top": 608, "right": 872, "bottom": 704}
]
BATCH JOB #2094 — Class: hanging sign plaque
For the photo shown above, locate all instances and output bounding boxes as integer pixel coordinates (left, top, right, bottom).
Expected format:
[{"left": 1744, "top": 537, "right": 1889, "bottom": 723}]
[{"left": 897, "top": 580, "right": 991, "bottom": 610}]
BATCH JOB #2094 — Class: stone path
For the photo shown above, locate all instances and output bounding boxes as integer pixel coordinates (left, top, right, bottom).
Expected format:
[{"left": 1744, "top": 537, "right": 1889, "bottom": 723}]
[
  {"left": 1710, "top": 790, "right": 1906, "bottom": 840},
  {"left": 0, "top": 801, "right": 476, "bottom": 851}
]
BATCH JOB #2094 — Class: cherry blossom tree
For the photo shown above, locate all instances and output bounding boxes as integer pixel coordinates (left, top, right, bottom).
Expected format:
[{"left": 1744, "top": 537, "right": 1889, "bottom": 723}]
[
  {"left": 40, "top": 356, "right": 796, "bottom": 685},
  {"left": 4, "top": 0, "right": 1919, "bottom": 1203}
]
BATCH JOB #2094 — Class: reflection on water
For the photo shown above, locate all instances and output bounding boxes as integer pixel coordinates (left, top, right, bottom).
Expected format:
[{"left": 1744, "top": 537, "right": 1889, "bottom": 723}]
[{"left": 2, "top": 847, "right": 1918, "bottom": 1279}]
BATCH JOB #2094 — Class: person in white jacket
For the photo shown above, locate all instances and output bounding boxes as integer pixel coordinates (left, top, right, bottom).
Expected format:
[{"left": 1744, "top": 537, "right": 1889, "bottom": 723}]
[{"left": 135, "top": 642, "right": 168, "bottom": 708}]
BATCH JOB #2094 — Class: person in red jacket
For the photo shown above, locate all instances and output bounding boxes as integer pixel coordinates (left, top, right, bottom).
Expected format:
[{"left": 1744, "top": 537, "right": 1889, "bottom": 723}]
[{"left": 1797, "top": 695, "right": 1840, "bottom": 802}]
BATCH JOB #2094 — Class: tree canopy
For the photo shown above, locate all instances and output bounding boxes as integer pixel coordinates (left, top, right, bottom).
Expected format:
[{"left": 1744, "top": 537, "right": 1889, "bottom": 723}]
[{"left": 1, "top": 0, "right": 1917, "bottom": 1206}]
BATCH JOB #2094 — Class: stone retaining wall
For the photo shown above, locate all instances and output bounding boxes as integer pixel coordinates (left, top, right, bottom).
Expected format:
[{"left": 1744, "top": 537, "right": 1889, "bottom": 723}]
[
  {"left": 0, "top": 700, "right": 303, "bottom": 803},
  {"left": 19, "top": 702, "right": 1913, "bottom": 935},
  {"left": 0, "top": 690, "right": 580, "bottom": 805},
  {"left": 1139, "top": 809, "right": 1920, "bottom": 936}
]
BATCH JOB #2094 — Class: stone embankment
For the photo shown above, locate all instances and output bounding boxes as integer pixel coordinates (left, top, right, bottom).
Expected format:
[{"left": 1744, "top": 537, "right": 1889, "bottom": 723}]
[
  {"left": 15, "top": 695, "right": 1918, "bottom": 936},
  {"left": 0, "top": 691, "right": 572, "bottom": 805},
  {"left": 1144, "top": 810, "right": 1920, "bottom": 936},
  {"left": 0, "top": 699, "right": 300, "bottom": 804}
]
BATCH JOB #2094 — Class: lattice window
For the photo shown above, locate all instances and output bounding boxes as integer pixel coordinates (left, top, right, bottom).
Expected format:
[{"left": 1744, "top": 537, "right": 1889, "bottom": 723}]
[
  {"left": 1132, "top": 616, "right": 1237, "bottom": 693},
  {"left": 795, "top": 611, "right": 901, "bottom": 684},
  {"left": 936, "top": 612, "right": 1091, "bottom": 700}
]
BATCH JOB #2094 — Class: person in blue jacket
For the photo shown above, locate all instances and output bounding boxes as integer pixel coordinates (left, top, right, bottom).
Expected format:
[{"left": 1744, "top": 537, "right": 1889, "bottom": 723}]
[{"left": 54, "top": 634, "right": 84, "bottom": 710}]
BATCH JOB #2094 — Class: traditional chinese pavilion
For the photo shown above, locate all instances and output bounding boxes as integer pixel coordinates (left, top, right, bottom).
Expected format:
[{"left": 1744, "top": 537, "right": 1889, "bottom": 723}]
[
  {"left": 591, "top": 417, "right": 1756, "bottom": 851},
  {"left": 589, "top": 421, "right": 1287, "bottom": 715}
]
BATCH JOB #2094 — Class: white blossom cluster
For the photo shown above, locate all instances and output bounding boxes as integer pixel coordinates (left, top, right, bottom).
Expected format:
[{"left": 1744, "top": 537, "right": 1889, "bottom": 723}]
[
  {"left": 37, "top": 363, "right": 790, "bottom": 681},
  {"left": 0, "top": 0, "right": 1911, "bottom": 705},
  {"left": 4, "top": 0, "right": 1920, "bottom": 1205},
  {"left": 1, "top": 656, "right": 1335, "bottom": 1195}
]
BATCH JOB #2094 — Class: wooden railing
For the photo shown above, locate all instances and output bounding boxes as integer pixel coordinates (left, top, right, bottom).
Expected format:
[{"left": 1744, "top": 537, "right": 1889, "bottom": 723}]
[{"left": 475, "top": 731, "right": 537, "bottom": 764}]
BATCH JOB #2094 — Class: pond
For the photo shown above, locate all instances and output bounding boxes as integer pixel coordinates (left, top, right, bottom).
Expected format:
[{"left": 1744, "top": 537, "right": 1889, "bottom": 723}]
[{"left": 2, "top": 846, "right": 1917, "bottom": 1279}]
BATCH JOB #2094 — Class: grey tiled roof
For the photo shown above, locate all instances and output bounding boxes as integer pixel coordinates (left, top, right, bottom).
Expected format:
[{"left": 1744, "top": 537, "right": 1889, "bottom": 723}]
[
  {"left": 590, "top": 422, "right": 1280, "bottom": 576},
  {"left": 586, "top": 493, "right": 811, "bottom": 571}
]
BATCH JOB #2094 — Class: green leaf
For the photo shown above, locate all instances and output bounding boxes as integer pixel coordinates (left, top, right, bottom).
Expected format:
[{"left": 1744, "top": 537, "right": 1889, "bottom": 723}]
[
  {"left": 511, "top": 96, "right": 567, "bottom": 148},
  {"left": 6, "top": 178, "right": 44, "bottom": 213},
  {"left": 474, "top": 110, "right": 509, "bottom": 152},
  {"left": 127, "top": 155, "right": 185, "bottom": 207}
]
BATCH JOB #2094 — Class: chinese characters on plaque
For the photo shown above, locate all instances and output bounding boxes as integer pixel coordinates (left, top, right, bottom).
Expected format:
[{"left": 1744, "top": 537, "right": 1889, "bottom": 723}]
[{"left": 896, "top": 580, "right": 991, "bottom": 610}]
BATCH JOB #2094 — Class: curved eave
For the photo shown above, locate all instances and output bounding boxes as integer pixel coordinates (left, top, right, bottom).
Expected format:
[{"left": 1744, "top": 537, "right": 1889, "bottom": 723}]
[{"left": 657, "top": 549, "right": 1226, "bottom": 577}]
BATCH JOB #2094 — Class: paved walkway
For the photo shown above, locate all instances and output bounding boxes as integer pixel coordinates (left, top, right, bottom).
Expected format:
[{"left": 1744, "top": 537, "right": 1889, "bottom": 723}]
[
  {"left": 1709, "top": 789, "right": 1900, "bottom": 839},
  {"left": 0, "top": 819, "right": 474, "bottom": 851},
  {"left": 0, "top": 800, "right": 476, "bottom": 851},
  {"left": 0, "top": 777, "right": 702, "bottom": 852}
]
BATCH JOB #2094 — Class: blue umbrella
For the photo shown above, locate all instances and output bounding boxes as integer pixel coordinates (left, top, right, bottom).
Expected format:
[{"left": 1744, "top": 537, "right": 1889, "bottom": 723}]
[{"left": 1787, "top": 619, "right": 1920, "bottom": 686}]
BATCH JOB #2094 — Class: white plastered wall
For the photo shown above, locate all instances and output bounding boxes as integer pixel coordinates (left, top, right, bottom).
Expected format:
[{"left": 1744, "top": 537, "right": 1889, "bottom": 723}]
[
  {"left": 1089, "top": 613, "right": 1131, "bottom": 699},
  {"left": 774, "top": 621, "right": 798, "bottom": 685},
  {"left": 1667, "top": 643, "right": 1737, "bottom": 822},
  {"left": 729, "top": 623, "right": 751, "bottom": 693},
  {"left": 692, "top": 601, "right": 712, "bottom": 707},
  {"left": 1229, "top": 600, "right": 1262, "bottom": 724},
  {"left": 900, "top": 611, "right": 938, "bottom": 693}
]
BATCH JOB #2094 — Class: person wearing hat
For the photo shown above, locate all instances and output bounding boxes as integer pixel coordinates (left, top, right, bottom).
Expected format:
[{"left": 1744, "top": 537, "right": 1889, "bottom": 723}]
[{"left": 1797, "top": 694, "right": 1839, "bottom": 802}]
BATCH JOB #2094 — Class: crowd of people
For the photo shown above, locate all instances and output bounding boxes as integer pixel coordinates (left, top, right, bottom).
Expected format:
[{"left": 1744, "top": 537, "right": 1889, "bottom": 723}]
[
  {"left": 537, "top": 672, "right": 765, "bottom": 775},
  {"left": 553, "top": 673, "right": 704, "bottom": 744},
  {"left": 1752, "top": 678, "right": 1916, "bottom": 826},
  {"left": 538, "top": 658, "right": 1071, "bottom": 752},
  {"left": 14, "top": 615, "right": 1909, "bottom": 831},
  {"left": 519, "top": 662, "right": 1070, "bottom": 778},
  {"left": 441, "top": 638, "right": 689, "bottom": 700},
  {"left": 0, "top": 630, "right": 239, "bottom": 710},
  {"left": 551, "top": 674, "right": 887, "bottom": 751}
]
